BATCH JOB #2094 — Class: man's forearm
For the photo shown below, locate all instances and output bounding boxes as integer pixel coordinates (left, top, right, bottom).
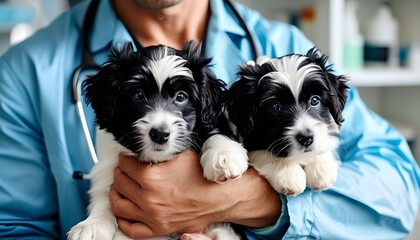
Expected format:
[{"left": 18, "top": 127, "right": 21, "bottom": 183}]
[{"left": 222, "top": 168, "right": 282, "bottom": 228}]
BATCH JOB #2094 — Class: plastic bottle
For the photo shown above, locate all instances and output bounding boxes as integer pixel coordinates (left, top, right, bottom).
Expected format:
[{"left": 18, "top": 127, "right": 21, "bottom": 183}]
[
  {"left": 364, "top": 2, "right": 399, "bottom": 67},
  {"left": 342, "top": 0, "right": 364, "bottom": 70},
  {"left": 408, "top": 41, "right": 420, "bottom": 70}
]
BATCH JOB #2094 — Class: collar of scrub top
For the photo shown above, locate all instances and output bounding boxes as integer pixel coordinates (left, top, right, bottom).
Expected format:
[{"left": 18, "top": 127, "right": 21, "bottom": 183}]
[{"left": 74, "top": 0, "right": 256, "bottom": 61}]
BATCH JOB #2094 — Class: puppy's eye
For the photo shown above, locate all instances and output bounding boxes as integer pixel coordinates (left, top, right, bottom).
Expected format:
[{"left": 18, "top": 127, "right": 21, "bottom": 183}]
[
  {"left": 268, "top": 101, "right": 281, "bottom": 113},
  {"left": 175, "top": 91, "right": 188, "bottom": 104},
  {"left": 310, "top": 95, "right": 321, "bottom": 106},
  {"left": 132, "top": 90, "right": 145, "bottom": 102}
]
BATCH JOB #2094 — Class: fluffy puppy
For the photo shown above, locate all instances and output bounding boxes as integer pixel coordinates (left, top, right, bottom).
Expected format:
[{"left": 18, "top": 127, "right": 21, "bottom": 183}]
[
  {"left": 226, "top": 48, "right": 348, "bottom": 196},
  {"left": 67, "top": 41, "right": 248, "bottom": 240}
]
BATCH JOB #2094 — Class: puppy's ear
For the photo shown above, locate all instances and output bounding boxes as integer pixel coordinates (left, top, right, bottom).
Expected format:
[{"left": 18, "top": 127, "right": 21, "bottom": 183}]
[
  {"left": 83, "top": 42, "right": 136, "bottom": 129},
  {"left": 83, "top": 66, "right": 116, "bottom": 129},
  {"left": 180, "top": 41, "right": 227, "bottom": 131},
  {"left": 226, "top": 64, "right": 261, "bottom": 137},
  {"left": 306, "top": 47, "right": 349, "bottom": 125},
  {"left": 198, "top": 71, "right": 227, "bottom": 131},
  {"left": 182, "top": 40, "right": 204, "bottom": 63}
]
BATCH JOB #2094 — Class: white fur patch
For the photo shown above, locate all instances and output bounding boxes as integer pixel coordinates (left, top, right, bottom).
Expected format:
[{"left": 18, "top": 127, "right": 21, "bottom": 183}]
[
  {"left": 147, "top": 50, "right": 192, "bottom": 90},
  {"left": 249, "top": 150, "right": 307, "bottom": 195},
  {"left": 249, "top": 149, "right": 338, "bottom": 196},
  {"left": 285, "top": 112, "right": 340, "bottom": 162},
  {"left": 134, "top": 108, "right": 189, "bottom": 163},
  {"left": 204, "top": 223, "right": 241, "bottom": 240},
  {"left": 305, "top": 151, "right": 339, "bottom": 190},
  {"left": 261, "top": 56, "right": 321, "bottom": 101},
  {"left": 201, "top": 134, "right": 248, "bottom": 182},
  {"left": 68, "top": 129, "right": 130, "bottom": 239}
]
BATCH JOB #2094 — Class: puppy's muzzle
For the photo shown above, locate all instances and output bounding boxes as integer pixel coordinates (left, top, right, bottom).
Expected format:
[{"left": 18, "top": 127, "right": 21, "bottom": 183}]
[
  {"left": 149, "top": 127, "right": 170, "bottom": 144},
  {"left": 296, "top": 131, "right": 314, "bottom": 148}
]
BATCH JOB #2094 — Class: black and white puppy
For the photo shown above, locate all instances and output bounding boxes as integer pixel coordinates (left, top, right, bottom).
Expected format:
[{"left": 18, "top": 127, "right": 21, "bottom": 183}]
[
  {"left": 226, "top": 48, "right": 348, "bottom": 196},
  {"left": 68, "top": 41, "right": 248, "bottom": 240}
]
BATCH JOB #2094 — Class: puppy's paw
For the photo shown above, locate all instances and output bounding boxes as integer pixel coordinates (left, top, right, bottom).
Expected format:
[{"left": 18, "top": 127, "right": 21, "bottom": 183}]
[
  {"left": 272, "top": 164, "right": 306, "bottom": 196},
  {"left": 67, "top": 218, "right": 116, "bottom": 240},
  {"left": 204, "top": 223, "right": 240, "bottom": 240},
  {"left": 201, "top": 134, "right": 248, "bottom": 182},
  {"left": 305, "top": 152, "right": 338, "bottom": 191},
  {"left": 113, "top": 230, "right": 133, "bottom": 240}
]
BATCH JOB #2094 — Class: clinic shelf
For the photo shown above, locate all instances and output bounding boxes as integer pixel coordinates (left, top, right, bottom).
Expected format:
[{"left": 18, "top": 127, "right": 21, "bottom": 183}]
[{"left": 348, "top": 68, "right": 420, "bottom": 87}]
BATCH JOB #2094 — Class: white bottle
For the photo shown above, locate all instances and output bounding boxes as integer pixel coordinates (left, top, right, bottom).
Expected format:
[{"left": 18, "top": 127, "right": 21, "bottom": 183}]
[
  {"left": 408, "top": 41, "right": 420, "bottom": 70},
  {"left": 343, "top": 0, "right": 364, "bottom": 70},
  {"left": 365, "top": 2, "right": 399, "bottom": 67}
]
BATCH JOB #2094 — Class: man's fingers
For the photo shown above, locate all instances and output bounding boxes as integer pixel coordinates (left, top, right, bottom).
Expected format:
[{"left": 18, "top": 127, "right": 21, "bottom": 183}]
[
  {"left": 112, "top": 166, "right": 147, "bottom": 204},
  {"left": 118, "top": 150, "right": 200, "bottom": 180},
  {"left": 109, "top": 185, "right": 144, "bottom": 221},
  {"left": 117, "top": 217, "right": 157, "bottom": 239},
  {"left": 118, "top": 153, "right": 148, "bottom": 179}
]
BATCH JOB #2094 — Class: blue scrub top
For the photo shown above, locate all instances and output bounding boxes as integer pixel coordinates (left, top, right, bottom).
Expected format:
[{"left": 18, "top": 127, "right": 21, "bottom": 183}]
[{"left": 0, "top": 0, "right": 419, "bottom": 239}]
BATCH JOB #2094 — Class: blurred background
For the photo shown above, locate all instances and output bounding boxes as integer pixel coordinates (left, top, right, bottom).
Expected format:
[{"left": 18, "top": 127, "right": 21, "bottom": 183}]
[
  {"left": 0, "top": 0, "right": 65, "bottom": 53},
  {"left": 0, "top": 0, "right": 419, "bottom": 238}
]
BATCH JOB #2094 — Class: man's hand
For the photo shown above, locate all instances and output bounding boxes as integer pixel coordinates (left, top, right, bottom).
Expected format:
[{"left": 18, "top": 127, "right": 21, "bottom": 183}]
[
  {"left": 110, "top": 151, "right": 224, "bottom": 238},
  {"left": 110, "top": 150, "right": 281, "bottom": 239}
]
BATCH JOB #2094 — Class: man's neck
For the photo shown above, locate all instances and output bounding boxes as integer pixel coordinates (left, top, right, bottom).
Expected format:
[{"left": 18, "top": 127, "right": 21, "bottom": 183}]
[{"left": 112, "top": 0, "right": 210, "bottom": 50}]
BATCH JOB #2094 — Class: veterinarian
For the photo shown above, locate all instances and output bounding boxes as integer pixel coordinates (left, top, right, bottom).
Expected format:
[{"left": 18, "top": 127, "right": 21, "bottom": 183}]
[{"left": 0, "top": 0, "right": 419, "bottom": 239}]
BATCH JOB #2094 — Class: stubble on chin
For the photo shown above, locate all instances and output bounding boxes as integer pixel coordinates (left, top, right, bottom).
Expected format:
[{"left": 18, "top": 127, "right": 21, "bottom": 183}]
[{"left": 132, "top": 0, "right": 184, "bottom": 10}]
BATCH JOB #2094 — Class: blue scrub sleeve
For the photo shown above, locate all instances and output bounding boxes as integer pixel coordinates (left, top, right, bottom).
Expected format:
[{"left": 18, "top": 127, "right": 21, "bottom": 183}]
[
  {"left": 0, "top": 57, "right": 59, "bottom": 239},
  {"left": 244, "top": 194, "right": 290, "bottom": 239}
]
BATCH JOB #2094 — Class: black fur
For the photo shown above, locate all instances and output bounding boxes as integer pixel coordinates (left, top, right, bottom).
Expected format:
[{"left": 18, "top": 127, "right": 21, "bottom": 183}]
[
  {"left": 83, "top": 41, "right": 231, "bottom": 155},
  {"left": 226, "top": 47, "right": 349, "bottom": 157}
]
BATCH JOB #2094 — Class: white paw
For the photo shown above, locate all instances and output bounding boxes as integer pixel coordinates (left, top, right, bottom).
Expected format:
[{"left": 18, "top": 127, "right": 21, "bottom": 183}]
[
  {"left": 305, "top": 152, "right": 338, "bottom": 191},
  {"left": 272, "top": 163, "right": 306, "bottom": 196},
  {"left": 201, "top": 134, "right": 248, "bottom": 182},
  {"left": 113, "top": 230, "right": 132, "bottom": 240},
  {"left": 67, "top": 218, "right": 116, "bottom": 240},
  {"left": 204, "top": 223, "right": 240, "bottom": 240}
]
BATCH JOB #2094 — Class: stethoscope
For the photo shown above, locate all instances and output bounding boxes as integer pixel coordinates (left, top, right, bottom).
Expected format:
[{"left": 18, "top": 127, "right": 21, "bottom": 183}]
[{"left": 72, "top": 0, "right": 259, "bottom": 180}]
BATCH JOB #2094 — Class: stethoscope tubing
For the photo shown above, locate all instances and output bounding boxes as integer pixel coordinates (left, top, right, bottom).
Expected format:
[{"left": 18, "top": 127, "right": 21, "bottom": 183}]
[{"left": 72, "top": 65, "right": 99, "bottom": 165}]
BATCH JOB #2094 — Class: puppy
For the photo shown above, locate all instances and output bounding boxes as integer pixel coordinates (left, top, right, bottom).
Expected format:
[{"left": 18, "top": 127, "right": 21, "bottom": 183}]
[
  {"left": 226, "top": 48, "right": 348, "bottom": 196},
  {"left": 67, "top": 41, "right": 248, "bottom": 240}
]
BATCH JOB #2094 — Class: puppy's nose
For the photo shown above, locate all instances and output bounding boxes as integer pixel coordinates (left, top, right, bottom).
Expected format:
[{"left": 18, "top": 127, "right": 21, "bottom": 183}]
[
  {"left": 296, "top": 132, "right": 314, "bottom": 147},
  {"left": 149, "top": 127, "right": 170, "bottom": 144}
]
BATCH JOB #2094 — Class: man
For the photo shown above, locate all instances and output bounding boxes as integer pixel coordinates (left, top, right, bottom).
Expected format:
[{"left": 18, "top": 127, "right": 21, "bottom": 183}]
[{"left": 0, "top": 0, "right": 419, "bottom": 239}]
